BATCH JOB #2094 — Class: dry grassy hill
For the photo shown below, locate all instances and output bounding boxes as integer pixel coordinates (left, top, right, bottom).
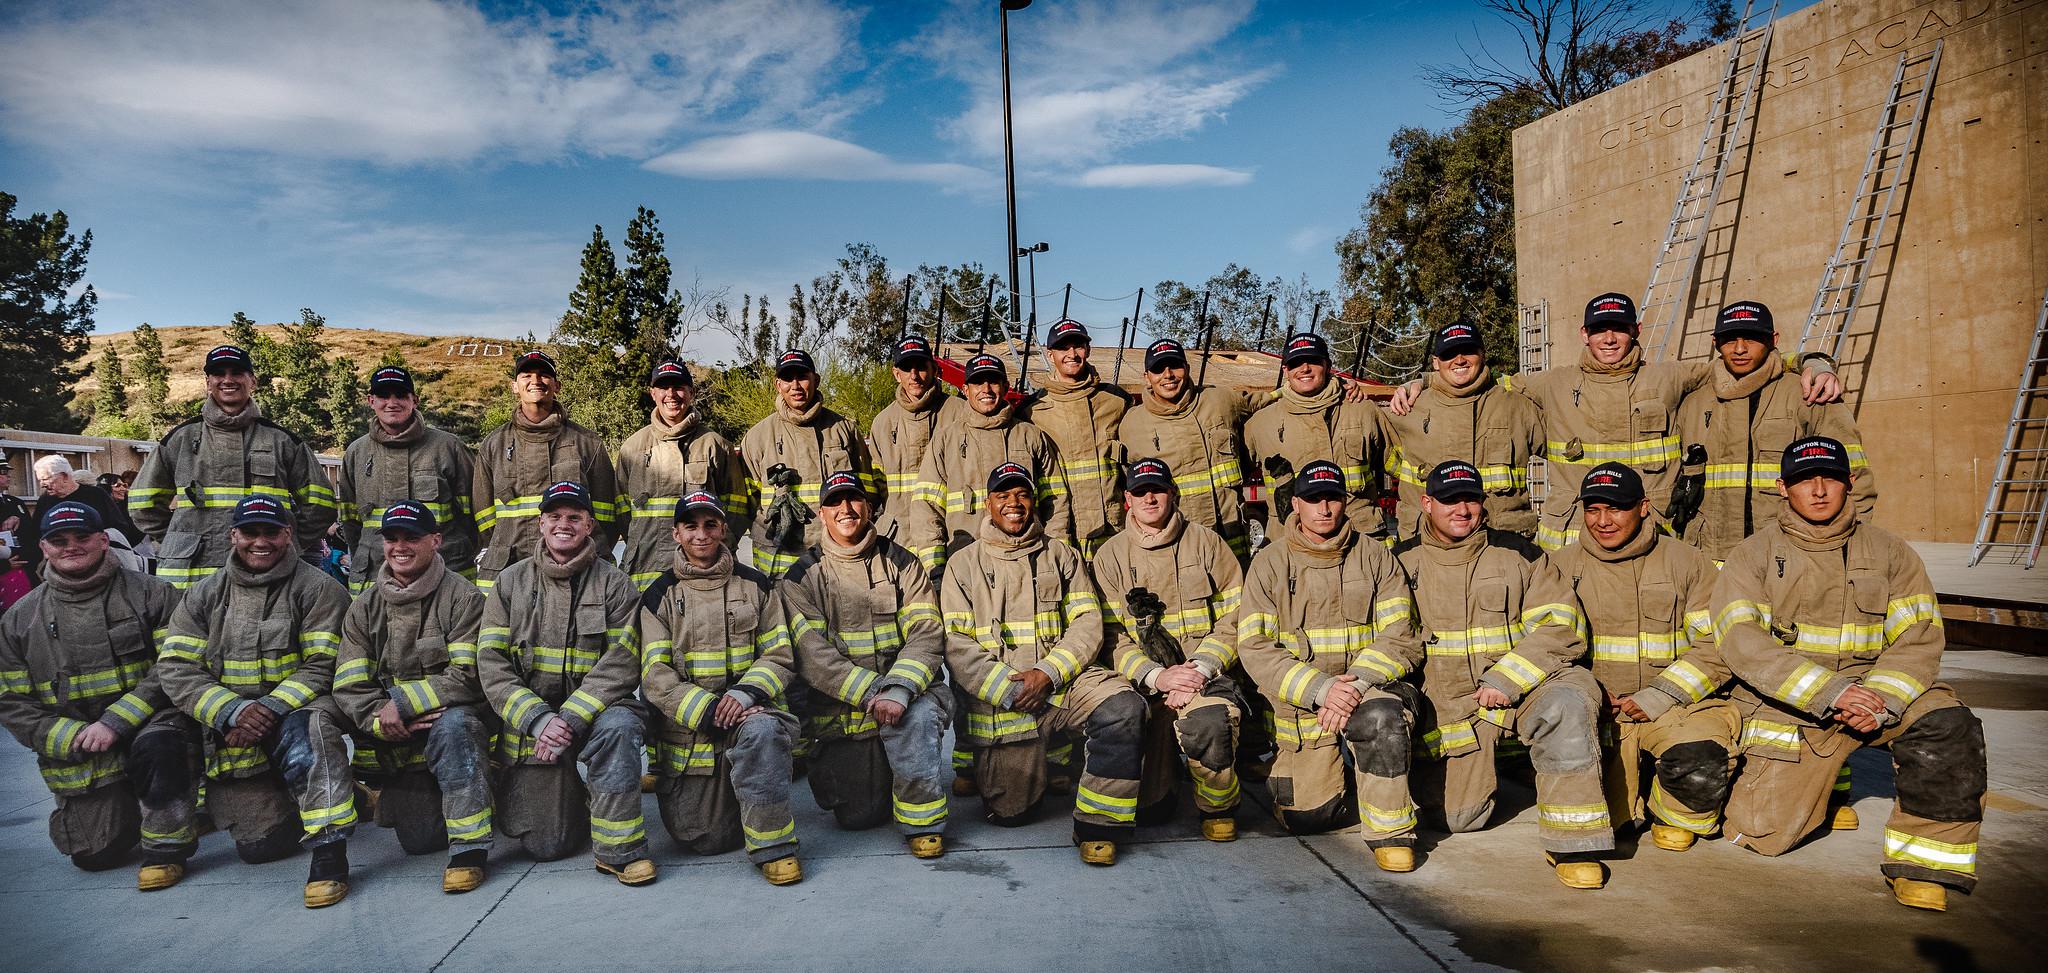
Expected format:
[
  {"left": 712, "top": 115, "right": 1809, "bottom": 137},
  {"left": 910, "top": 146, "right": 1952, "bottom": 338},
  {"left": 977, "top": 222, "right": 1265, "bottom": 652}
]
[{"left": 78, "top": 325, "right": 532, "bottom": 413}]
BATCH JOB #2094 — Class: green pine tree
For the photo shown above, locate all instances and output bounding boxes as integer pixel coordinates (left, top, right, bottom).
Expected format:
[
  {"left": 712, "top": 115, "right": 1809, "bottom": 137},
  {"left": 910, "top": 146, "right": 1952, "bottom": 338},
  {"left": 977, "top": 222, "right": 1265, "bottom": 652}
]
[
  {"left": 91, "top": 342, "right": 127, "bottom": 422},
  {"left": 0, "top": 192, "right": 97, "bottom": 431},
  {"left": 129, "top": 322, "right": 171, "bottom": 431}
]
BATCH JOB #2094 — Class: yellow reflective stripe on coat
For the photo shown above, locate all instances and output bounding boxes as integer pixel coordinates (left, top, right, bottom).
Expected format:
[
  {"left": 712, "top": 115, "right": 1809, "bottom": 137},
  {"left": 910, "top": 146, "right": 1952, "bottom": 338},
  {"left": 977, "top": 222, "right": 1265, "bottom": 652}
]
[
  {"left": 1739, "top": 717, "right": 1803, "bottom": 754},
  {"left": 1545, "top": 435, "right": 1680, "bottom": 466}
]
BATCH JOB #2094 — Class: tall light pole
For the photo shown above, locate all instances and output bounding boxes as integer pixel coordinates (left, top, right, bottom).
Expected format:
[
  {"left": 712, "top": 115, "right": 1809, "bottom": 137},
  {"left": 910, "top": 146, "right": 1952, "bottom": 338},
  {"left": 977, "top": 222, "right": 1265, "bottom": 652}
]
[{"left": 1000, "top": 0, "right": 1032, "bottom": 342}]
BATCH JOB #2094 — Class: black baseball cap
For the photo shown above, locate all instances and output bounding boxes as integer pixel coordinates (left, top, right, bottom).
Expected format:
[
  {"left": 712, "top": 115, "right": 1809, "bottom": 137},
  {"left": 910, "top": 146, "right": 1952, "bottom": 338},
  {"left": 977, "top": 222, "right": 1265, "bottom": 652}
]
[
  {"left": 1781, "top": 436, "right": 1852, "bottom": 483},
  {"left": 369, "top": 365, "right": 415, "bottom": 395},
  {"left": 1125, "top": 457, "right": 1173, "bottom": 493},
  {"left": 1145, "top": 339, "right": 1188, "bottom": 372},
  {"left": 1282, "top": 332, "right": 1330, "bottom": 368},
  {"left": 205, "top": 344, "right": 254, "bottom": 375},
  {"left": 230, "top": 495, "right": 293, "bottom": 531},
  {"left": 987, "top": 461, "right": 1035, "bottom": 495},
  {"left": 95, "top": 471, "right": 122, "bottom": 489},
  {"left": 1578, "top": 462, "right": 1644, "bottom": 508},
  {"left": 1714, "top": 301, "right": 1775, "bottom": 341},
  {"left": 1425, "top": 461, "right": 1485, "bottom": 503},
  {"left": 379, "top": 499, "right": 440, "bottom": 537},
  {"left": 892, "top": 335, "right": 935, "bottom": 367},
  {"left": 675, "top": 490, "right": 724, "bottom": 522},
  {"left": 820, "top": 470, "right": 865, "bottom": 504},
  {"left": 539, "top": 480, "right": 592, "bottom": 513},
  {"left": 1046, "top": 318, "right": 1090, "bottom": 349},
  {"left": 1291, "top": 460, "right": 1348, "bottom": 501},
  {"left": 512, "top": 350, "right": 557, "bottom": 377},
  {"left": 39, "top": 500, "right": 102, "bottom": 538},
  {"left": 775, "top": 349, "right": 816, "bottom": 378},
  {"left": 963, "top": 353, "right": 1006, "bottom": 383},
  {"left": 1434, "top": 321, "right": 1483, "bottom": 358},
  {"left": 650, "top": 359, "right": 693, "bottom": 387},
  {"left": 1584, "top": 293, "right": 1638, "bottom": 331}
]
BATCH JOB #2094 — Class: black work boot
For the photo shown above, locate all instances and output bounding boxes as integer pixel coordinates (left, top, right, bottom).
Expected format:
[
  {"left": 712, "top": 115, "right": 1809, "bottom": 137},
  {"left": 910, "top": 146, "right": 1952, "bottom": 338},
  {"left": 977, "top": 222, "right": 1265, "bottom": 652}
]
[{"left": 304, "top": 841, "right": 350, "bottom": 908}]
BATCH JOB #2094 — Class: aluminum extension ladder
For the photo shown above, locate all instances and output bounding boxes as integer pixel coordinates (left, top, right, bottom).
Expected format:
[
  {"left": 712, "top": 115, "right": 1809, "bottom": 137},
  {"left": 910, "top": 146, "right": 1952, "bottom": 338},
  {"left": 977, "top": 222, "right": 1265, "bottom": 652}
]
[
  {"left": 1518, "top": 301, "right": 1551, "bottom": 505},
  {"left": 1798, "top": 43, "right": 1943, "bottom": 362},
  {"left": 1969, "top": 288, "right": 2048, "bottom": 568},
  {"left": 1638, "top": 0, "right": 1778, "bottom": 362}
]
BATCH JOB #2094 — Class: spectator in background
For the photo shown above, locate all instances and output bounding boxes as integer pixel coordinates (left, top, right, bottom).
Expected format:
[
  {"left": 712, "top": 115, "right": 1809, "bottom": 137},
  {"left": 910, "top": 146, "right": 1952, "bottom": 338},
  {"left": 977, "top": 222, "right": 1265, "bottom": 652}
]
[
  {"left": 23, "top": 456, "right": 120, "bottom": 578},
  {"left": 97, "top": 472, "right": 149, "bottom": 547}
]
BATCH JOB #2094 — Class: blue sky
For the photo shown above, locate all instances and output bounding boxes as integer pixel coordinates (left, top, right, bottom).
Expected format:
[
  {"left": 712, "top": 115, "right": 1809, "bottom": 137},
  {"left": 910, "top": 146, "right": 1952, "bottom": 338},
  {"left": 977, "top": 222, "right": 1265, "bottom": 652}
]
[{"left": 0, "top": 0, "right": 1705, "bottom": 360}]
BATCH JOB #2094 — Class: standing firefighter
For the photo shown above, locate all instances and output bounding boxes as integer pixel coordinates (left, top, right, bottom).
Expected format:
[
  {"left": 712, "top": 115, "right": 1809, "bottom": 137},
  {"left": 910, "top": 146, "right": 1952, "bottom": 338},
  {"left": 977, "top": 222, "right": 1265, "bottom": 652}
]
[
  {"left": 638, "top": 491, "right": 805, "bottom": 884},
  {"left": 472, "top": 351, "right": 621, "bottom": 590},
  {"left": 1548, "top": 464, "right": 1737, "bottom": 853},
  {"left": 785, "top": 472, "right": 951, "bottom": 856},
  {"left": 1022, "top": 318, "right": 1133, "bottom": 557},
  {"left": 154, "top": 496, "right": 358, "bottom": 907},
  {"left": 331, "top": 501, "right": 496, "bottom": 894},
  {"left": 942, "top": 462, "right": 1145, "bottom": 866},
  {"left": 1118, "top": 339, "right": 1271, "bottom": 558},
  {"left": 1091, "top": 457, "right": 1250, "bottom": 842},
  {"left": 910, "top": 352, "right": 1072, "bottom": 570},
  {"left": 130, "top": 344, "right": 336, "bottom": 589},
  {"left": 1396, "top": 461, "right": 1612, "bottom": 889},
  {"left": 337, "top": 365, "right": 478, "bottom": 590},
  {"left": 0, "top": 501, "right": 193, "bottom": 889},
  {"left": 1675, "top": 301, "right": 1877, "bottom": 559},
  {"left": 1714, "top": 437, "right": 1986, "bottom": 912},
  {"left": 1235, "top": 461, "right": 1426, "bottom": 871},
  {"left": 617, "top": 359, "right": 745, "bottom": 589},
  {"left": 871, "top": 335, "right": 969, "bottom": 570},
  {"left": 1243, "top": 332, "right": 1389, "bottom": 541},
  {"left": 477, "top": 481, "right": 652, "bottom": 884},
  {"left": 740, "top": 349, "right": 877, "bottom": 579},
  {"left": 1380, "top": 322, "right": 1544, "bottom": 540}
]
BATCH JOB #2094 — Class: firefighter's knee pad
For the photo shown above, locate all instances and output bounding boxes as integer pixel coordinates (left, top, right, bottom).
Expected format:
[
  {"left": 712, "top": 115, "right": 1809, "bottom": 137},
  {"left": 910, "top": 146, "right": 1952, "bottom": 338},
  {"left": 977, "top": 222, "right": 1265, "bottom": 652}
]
[
  {"left": 1892, "top": 706, "right": 1987, "bottom": 823},
  {"left": 580, "top": 709, "right": 647, "bottom": 793},
  {"left": 272, "top": 709, "right": 320, "bottom": 790},
  {"left": 235, "top": 826, "right": 302, "bottom": 864},
  {"left": 1176, "top": 703, "right": 1234, "bottom": 772},
  {"left": 1083, "top": 690, "right": 1147, "bottom": 781},
  {"left": 70, "top": 844, "right": 132, "bottom": 872},
  {"left": 1343, "top": 698, "right": 1412, "bottom": 779},
  {"left": 130, "top": 728, "right": 194, "bottom": 806},
  {"left": 1654, "top": 740, "right": 1731, "bottom": 810},
  {"left": 1277, "top": 789, "right": 1357, "bottom": 836},
  {"left": 1523, "top": 684, "right": 1600, "bottom": 774}
]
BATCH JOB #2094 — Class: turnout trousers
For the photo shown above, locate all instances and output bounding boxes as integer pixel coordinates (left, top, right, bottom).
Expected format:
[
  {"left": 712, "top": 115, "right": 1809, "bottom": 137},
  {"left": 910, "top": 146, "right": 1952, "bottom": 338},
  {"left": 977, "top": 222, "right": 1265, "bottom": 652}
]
[{"left": 975, "top": 669, "right": 1145, "bottom": 843}]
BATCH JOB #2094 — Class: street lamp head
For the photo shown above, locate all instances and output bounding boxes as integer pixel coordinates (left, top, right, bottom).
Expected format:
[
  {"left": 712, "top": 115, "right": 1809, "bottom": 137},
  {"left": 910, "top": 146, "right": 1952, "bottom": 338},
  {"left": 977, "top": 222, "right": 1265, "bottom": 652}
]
[
  {"left": 1031, "top": 242, "right": 1050, "bottom": 253},
  {"left": 1000, "top": 0, "right": 1033, "bottom": 9}
]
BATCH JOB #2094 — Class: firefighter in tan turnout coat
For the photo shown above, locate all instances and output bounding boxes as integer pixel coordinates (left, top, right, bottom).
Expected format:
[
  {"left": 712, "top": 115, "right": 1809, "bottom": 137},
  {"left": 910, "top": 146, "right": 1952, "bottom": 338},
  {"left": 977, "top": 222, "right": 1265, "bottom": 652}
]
[
  {"left": 1548, "top": 464, "right": 1738, "bottom": 852},
  {"left": 1118, "top": 339, "right": 1270, "bottom": 558},
  {"left": 1091, "top": 457, "right": 1247, "bottom": 841},
  {"left": 337, "top": 365, "right": 478, "bottom": 591},
  {"left": 1234, "top": 461, "right": 1427, "bottom": 872},
  {"left": 1713, "top": 437, "right": 1986, "bottom": 912},
  {"left": 910, "top": 352, "right": 1072, "bottom": 570},
  {"left": 616, "top": 359, "right": 745, "bottom": 589},
  {"left": 472, "top": 351, "right": 621, "bottom": 589},
  {"left": 1380, "top": 322, "right": 1544, "bottom": 540},
  {"left": 870, "top": 335, "right": 970, "bottom": 571},
  {"left": 1242, "top": 332, "right": 1389, "bottom": 540},
  {"left": 1396, "top": 461, "right": 1613, "bottom": 889},
  {"left": 1022, "top": 318, "right": 1132, "bottom": 557},
  {"left": 638, "top": 490, "right": 805, "bottom": 884},
  {"left": 942, "top": 462, "right": 1146, "bottom": 866},
  {"left": 739, "top": 349, "right": 878, "bottom": 579},
  {"left": 785, "top": 471, "right": 951, "bottom": 856},
  {"left": 0, "top": 501, "right": 195, "bottom": 891}
]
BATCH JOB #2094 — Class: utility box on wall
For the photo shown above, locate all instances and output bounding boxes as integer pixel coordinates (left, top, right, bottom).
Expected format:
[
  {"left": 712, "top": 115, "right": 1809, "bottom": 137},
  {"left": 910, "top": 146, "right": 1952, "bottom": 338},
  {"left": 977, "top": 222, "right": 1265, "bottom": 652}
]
[{"left": 1511, "top": 0, "right": 2047, "bottom": 542}]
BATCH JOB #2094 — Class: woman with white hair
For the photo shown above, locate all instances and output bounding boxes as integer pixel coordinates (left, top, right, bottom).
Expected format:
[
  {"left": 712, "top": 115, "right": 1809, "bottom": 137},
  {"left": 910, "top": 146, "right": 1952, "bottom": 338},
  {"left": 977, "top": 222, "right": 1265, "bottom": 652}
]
[{"left": 24, "top": 456, "right": 137, "bottom": 576}]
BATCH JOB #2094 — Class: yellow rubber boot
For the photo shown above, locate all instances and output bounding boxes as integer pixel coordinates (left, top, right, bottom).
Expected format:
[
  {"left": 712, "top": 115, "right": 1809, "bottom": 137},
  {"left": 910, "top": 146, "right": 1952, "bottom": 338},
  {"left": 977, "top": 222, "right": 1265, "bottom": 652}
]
[
  {"left": 1372, "top": 847, "right": 1417, "bottom": 873},
  {"left": 137, "top": 863, "right": 185, "bottom": 892},
  {"left": 761, "top": 857, "right": 803, "bottom": 886},
  {"left": 1201, "top": 818, "right": 1237, "bottom": 842},
  {"left": 1890, "top": 877, "right": 1948, "bottom": 911},
  {"left": 1547, "top": 854, "right": 1608, "bottom": 890},
  {"left": 303, "top": 880, "right": 349, "bottom": 908},
  {"left": 909, "top": 835, "right": 944, "bottom": 859},
  {"left": 1648, "top": 823, "right": 1698, "bottom": 852},
  {"left": 594, "top": 858, "right": 657, "bottom": 886},
  {"left": 1077, "top": 840, "right": 1116, "bottom": 866},
  {"left": 1831, "top": 804, "right": 1861, "bottom": 831}
]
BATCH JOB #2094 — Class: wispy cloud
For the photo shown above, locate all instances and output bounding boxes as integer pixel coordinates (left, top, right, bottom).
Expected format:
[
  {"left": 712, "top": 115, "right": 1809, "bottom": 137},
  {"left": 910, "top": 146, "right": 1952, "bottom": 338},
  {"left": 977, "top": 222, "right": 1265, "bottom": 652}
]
[
  {"left": 1073, "top": 164, "right": 1252, "bottom": 189},
  {"left": 1286, "top": 224, "right": 1336, "bottom": 255},
  {"left": 0, "top": 0, "right": 867, "bottom": 165},
  {"left": 643, "top": 131, "right": 988, "bottom": 187},
  {"left": 915, "top": 0, "right": 1274, "bottom": 172}
]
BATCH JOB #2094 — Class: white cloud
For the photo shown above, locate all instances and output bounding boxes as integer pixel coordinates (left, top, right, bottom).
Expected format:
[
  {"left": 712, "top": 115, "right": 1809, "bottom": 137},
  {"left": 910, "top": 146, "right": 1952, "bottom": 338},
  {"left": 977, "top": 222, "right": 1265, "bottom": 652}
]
[
  {"left": 916, "top": 0, "right": 1274, "bottom": 168},
  {"left": 0, "top": 0, "right": 867, "bottom": 165},
  {"left": 1286, "top": 225, "right": 1335, "bottom": 254},
  {"left": 1073, "top": 164, "right": 1252, "bottom": 188},
  {"left": 643, "top": 131, "right": 988, "bottom": 187}
]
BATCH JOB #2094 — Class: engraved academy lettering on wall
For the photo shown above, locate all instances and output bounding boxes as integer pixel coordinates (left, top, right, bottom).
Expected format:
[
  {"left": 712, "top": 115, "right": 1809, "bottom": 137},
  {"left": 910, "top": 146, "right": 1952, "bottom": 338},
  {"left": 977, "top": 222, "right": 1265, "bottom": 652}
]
[{"left": 1592, "top": 0, "right": 2038, "bottom": 153}]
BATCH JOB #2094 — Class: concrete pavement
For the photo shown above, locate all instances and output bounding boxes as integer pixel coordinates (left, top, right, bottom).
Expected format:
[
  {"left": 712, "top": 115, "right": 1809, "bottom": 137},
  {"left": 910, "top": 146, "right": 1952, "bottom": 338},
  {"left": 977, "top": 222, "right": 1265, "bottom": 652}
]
[{"left": 2, "top": 650, "right": 2044, "bottom": 972}]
